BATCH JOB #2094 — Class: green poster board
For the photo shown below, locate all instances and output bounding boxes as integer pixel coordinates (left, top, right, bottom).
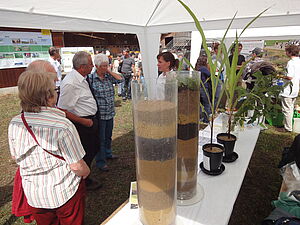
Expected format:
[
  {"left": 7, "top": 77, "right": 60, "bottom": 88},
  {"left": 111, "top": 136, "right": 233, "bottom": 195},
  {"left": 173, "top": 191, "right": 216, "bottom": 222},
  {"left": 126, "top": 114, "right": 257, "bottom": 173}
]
[{"left": 0, "top": 31, "right": 52, "bottom": 69}]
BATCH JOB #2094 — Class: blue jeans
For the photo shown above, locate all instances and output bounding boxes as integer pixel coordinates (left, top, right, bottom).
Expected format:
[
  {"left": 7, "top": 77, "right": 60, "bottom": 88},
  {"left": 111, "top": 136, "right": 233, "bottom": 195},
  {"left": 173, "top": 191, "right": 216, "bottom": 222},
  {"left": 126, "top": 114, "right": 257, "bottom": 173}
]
[
  {"left": 95, "top": 118, "right": 114, "bottom": 168},
  {"left": 215, "top": 82, "right": 222, "bottom": 106},
  {"left": 140, "top": 76, "right": 148, "bottom": 98},
  {"left": 117, "top": 82, "right": 123, "bottom": 95},
  {"left": 200, "top": 87, "right": 211, "bottom": 123},
  {"left": 121, "top": 73, "right": 132, "bottom": 99}
]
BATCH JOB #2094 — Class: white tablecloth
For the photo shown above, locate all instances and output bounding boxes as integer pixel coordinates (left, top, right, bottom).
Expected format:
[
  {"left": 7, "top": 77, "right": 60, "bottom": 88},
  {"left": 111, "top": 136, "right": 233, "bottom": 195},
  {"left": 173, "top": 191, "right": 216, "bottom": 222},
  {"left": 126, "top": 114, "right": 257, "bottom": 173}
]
[{"left": 104, "top": 115, "right": 261, "bottom": 225}]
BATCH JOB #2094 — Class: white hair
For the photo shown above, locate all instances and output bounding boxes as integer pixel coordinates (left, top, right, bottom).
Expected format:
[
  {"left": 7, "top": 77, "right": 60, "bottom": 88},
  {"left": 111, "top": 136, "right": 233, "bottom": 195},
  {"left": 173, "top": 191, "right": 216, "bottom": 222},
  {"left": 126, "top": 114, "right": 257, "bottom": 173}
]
[{"left": 94, "top": 53, "right": 109, "bottom": 66}]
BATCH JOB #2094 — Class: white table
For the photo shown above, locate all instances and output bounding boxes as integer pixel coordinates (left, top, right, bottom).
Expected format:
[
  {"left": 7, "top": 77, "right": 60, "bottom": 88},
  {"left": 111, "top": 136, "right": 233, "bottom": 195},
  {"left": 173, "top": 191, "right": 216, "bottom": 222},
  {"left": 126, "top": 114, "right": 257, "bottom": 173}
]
[{"left": 102, "top": 116, "right": 261, "bottom": 225}]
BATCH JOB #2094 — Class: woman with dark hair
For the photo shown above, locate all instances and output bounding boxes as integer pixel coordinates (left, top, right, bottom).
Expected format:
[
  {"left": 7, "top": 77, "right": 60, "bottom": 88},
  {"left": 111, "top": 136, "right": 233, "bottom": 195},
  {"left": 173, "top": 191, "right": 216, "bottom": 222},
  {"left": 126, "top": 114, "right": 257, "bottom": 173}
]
[
  {"left": 155, "top": 51, "right": 179, "bottom": 99},
  {"left": 229, "top": 43, "right": 245, "bottom": 73},
  {"left": 157, "top": 51, "right": 179, "bottom": 74},
  {"left": 195, "top": 55, "right": 212, "bottom": 123}
]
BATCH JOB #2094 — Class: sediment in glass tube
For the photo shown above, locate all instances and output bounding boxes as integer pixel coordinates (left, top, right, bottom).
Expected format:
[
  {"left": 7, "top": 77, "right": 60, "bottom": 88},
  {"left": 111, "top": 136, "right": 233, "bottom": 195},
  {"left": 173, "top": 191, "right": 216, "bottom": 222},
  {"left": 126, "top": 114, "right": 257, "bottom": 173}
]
[
  {"left": 134, "top": 100, "right": 177, "bottom": 225},
  {"left": 177, "top": 86, "right": 200, "bottom": 200}
]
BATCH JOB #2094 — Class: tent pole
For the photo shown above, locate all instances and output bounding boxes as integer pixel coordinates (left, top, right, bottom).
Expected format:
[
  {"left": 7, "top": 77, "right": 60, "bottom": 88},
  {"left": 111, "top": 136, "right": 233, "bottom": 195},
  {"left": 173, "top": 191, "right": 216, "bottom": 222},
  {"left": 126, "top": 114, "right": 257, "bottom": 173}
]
[
  {"left": 190, "top": 31, "right": 203, "bottom": 69},
  {"left": 137, "top": 30, "right": 160, "bottom": 79}
]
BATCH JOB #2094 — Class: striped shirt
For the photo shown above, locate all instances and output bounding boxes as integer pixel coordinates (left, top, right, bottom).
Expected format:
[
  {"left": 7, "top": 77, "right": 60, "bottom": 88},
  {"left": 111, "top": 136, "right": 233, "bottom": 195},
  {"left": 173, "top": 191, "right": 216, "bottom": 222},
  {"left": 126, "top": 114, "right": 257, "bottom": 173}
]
[
  {"left": 88, "top": 72, "right": 123, "bottom": 120},
  {"left": 8, "top": 107, "right": 85, "bottom": 209}
]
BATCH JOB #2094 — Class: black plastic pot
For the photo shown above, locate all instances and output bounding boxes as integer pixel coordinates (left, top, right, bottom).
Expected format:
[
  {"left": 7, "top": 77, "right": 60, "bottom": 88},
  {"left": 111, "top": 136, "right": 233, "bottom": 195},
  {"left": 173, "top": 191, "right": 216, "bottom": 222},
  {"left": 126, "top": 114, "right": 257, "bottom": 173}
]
[
  {"left": 216, "top": 133, "right": 237, "bottom": 157},
  {"left": 202, "top": 143, "right": 224, "bottom": 171}
]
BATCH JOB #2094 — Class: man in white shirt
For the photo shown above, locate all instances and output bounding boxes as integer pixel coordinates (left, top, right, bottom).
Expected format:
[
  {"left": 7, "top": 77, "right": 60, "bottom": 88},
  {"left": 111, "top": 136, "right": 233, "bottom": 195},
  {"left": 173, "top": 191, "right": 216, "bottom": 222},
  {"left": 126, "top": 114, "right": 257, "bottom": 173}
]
[
  {"left": 58, "top": 51, "right": 101, "bottom": 190},
  {"left": 27, "top": 60, "right": 94, "bottom": 128},
  {"left": 48, "top": 47, "right": 62, "bottom": 88},
  {"left": 280, "top": 45, "right": 300, "bottom": 132}
]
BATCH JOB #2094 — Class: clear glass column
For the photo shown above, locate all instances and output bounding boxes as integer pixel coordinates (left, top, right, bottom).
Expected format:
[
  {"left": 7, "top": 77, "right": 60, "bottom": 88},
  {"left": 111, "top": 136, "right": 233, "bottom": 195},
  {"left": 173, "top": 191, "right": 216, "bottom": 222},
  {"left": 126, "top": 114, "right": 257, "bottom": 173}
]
[
  {"left": 132, "top": 77, "right": 178, "bottom": 225},
  {"left": 176, "top": 71, "right": 203, "bottom": 205}
]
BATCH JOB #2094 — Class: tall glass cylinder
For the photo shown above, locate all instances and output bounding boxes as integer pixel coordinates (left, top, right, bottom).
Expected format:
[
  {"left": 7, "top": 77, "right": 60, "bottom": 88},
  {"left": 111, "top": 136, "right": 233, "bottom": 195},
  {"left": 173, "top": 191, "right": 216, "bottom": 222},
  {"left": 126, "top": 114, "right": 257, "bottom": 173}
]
[
  {"left": 176, "top": 71, "right": 200, "bottom": 202},
  {"left": 132, "top": 77, "right": 178, "bottom": 225}
]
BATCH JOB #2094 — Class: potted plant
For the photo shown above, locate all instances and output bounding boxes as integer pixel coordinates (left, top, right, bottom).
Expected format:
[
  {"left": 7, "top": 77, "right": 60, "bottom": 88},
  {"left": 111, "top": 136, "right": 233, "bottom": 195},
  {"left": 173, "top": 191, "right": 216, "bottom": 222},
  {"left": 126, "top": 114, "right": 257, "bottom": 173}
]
[
  {"left": 233, "top": 67, "right": 285, "bottom": 129},
  {"left": 177, "top": 0, "right": 269, "bottom": 168},
  {"left": 217, "top": 44, "right": 286, "bottom": 162},
  {"left": 214, "top": 40, "right": 250, "bottom": 163}
]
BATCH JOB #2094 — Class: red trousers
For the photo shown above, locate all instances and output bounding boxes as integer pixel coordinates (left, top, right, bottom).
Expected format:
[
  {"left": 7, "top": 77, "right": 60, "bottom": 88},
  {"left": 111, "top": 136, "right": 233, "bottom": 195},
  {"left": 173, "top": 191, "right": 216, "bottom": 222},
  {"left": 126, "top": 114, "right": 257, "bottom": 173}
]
[{"left": 29, "top": 179, "right": 86, "bottom": 225}]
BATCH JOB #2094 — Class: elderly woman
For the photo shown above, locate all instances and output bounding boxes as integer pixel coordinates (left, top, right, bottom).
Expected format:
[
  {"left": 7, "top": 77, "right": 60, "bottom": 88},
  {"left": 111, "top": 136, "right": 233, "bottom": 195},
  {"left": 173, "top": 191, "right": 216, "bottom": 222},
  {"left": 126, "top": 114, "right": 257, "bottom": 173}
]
[
  {"left": 87, "top": 53, "right": 123, "bottom": 171},
  {"left": 8, "top": 71, "right": 90, "bottom": 225}
]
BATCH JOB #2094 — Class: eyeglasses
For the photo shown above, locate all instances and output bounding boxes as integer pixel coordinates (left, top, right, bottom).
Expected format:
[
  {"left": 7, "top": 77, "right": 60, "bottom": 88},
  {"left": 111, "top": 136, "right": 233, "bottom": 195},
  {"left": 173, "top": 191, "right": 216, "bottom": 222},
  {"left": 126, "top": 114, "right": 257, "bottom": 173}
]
[{"left": 84, "top": 63, "right": 94, "bottom": 67}]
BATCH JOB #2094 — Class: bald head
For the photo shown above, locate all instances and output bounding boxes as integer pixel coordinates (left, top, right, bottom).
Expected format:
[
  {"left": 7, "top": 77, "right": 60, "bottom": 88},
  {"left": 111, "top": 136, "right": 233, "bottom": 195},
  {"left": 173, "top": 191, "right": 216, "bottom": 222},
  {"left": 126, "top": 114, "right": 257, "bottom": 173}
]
[
  {"left": 27, "top": 60, "right": 56, "bottom": 73},
  {"left": 26, "top": 60, "right": 57, "bottom": 81}
]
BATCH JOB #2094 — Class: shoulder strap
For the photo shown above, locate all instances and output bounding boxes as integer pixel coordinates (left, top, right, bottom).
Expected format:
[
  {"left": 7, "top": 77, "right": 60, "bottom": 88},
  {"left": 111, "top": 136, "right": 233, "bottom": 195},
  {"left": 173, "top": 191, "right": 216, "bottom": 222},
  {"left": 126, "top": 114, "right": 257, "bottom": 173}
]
[
  {"left": 86, "top": 74, "right": 95, "bottom": 97},
  {"left": 21, "top": 113, "right": 65, "bottom": 161},
  {"left": 86, "top": 74, "right": 99, "bottom": 115}
]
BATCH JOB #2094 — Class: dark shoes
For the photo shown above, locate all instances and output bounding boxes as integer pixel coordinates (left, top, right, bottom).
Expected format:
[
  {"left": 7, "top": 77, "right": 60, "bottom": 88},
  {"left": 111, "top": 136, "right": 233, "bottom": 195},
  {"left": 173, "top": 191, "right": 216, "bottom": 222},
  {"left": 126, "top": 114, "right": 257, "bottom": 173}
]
[
  {"left": 107, "top": 154, "right": 119, "bottom": 160},
  {"left": 122, "top": 96, "right": 131, "bottom": 101},
  {"left": 98, "top": 155, "right": 118, "bottom": 172},
  {"left": 99, "top": 164, "right": 109, "bottom": 172},
  {"left": 276, "top": 127, "right": 292, "bottom": 133},
  {"left": 85, "top": 178, "right": 103, "bottom": 191}
]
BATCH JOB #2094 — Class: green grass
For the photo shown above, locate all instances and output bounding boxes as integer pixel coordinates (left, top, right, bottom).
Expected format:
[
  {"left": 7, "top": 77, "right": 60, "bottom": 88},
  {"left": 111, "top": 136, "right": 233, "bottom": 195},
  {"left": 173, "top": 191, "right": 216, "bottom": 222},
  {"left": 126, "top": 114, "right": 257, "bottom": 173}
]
[
  {"left": 265, "top": 40, "right": 289, "bottom": 46},
  {"left": 263, "top": 48, "right": 289, "bottom": 74},
  {"left": 0, "top": 92, "right": 298, "bottom": 225},
  {"left": 0, "top": 94, "right": 23, "bottom": 225}
]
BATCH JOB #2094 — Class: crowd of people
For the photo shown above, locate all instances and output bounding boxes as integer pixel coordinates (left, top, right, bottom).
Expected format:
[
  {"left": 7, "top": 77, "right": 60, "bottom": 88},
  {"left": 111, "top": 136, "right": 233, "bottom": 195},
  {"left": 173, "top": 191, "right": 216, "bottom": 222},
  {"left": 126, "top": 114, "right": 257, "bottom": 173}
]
[
  {"left": 7, "top": 43, "right": 300, "bottom": 224},
  {"left": 8, "top": 50, "right": 123, "bottom": 224},
  {"left": 196, "top": 43, "right": 300, "bottom": 132}
]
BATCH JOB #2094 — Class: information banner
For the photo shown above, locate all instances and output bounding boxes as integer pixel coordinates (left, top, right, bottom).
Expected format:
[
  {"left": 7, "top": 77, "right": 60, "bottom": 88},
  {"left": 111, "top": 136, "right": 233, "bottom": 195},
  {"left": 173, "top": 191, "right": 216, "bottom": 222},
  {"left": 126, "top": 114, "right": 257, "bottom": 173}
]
[
  {"left": 60, "top": 47, "right": 94, "bottom": 72},
  {"left": 0, "top": 31, "right": 52, "bottom": 69},
  {"left": 240, "top": 40, "right": 265, "bottom": 59}
]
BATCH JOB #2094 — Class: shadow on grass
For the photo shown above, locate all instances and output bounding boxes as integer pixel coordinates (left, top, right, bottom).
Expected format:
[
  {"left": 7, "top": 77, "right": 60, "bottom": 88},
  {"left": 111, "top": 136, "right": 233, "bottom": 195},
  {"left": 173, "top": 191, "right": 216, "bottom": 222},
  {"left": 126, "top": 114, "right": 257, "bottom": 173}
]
[
  {"left": 0, "top": 185, "right": 13, "bottom": 209},
  {"left": 85, "top": 129, "right": 136, "bottom": 225},
  {"left": 2, "top": 215, "right": 18, "bottom": 225},
  {"left": 0, "top": 184, "right": 20, "bottom": 225},
  {"left": 228, "top": 130, "right": 295, "bottom": 225},
  {"left": 114, "top": 100, "right": 122, "bottom": 108}
]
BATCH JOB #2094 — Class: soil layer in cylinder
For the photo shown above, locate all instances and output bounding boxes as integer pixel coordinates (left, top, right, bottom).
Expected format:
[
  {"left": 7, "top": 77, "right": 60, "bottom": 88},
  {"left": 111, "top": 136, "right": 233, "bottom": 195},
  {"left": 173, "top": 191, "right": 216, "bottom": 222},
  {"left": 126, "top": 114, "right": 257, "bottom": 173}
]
[
  {"left": 134, "top": 100, "right": 177, "bottom": 225},
  {"left": 177, "top": 88, "right": 200, "bottom": 200}
]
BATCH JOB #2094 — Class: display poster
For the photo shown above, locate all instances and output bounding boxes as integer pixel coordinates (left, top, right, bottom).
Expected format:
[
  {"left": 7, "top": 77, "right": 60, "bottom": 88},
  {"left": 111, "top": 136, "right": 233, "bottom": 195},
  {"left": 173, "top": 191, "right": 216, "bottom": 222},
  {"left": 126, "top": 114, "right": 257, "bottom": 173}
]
[
  {"left": 240, "top": 40, "right": 265, "bottom": 59},
  {"left": 0, "top": 31, "right": 52, "bottom": 69},
  {"left": 129, "top": 181, "right": 138, "bottom": 209},
  {"left": 60, "top": 47, "right": 94, "bottom": 72}
]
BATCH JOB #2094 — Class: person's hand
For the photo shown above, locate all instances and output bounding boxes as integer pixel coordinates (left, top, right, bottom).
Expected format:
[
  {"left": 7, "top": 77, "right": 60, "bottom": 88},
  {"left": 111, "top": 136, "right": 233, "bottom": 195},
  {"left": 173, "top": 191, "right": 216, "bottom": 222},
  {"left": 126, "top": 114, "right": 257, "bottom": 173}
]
[
  {"left": 82, "top": 118, "right": 93, "bottom": 127},
  {"left": 277, "top": 74, "right": 292, "bottom": 80},
  {"left": 106, "top": 67, "right": 112, "bottom": 74}
]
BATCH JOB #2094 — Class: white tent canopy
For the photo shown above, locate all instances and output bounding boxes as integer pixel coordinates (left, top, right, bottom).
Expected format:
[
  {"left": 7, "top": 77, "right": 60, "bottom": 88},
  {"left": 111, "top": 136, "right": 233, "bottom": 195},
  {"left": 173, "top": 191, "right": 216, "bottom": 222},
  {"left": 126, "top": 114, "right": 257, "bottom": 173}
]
[{"left": 1, "top": 0, "right": 300, "bottom": 77}]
